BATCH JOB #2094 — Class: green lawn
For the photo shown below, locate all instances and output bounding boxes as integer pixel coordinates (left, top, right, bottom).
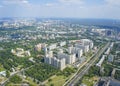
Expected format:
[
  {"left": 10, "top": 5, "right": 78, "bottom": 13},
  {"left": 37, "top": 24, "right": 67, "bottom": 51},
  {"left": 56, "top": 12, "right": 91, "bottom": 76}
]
[
  {"left": 0, "top": 64, "right": 5, "bottom": 71},
  {"left": 25, "top": 77, "right": 38, "bottom": 86},
  {"left": 85, "top": 50, "right": 93, "bottom": 58},
  {"left": 45, "top": 75, "right": 73, "bottom": 86},
  {"left": 81, "top": 76, "right": 98, "bottom": 86},
  {"left": 6, "top": 77, "right": 38, "bottom": 86},
  {"left": 0, "top": 77, "right": 6, "bottom": 83}
]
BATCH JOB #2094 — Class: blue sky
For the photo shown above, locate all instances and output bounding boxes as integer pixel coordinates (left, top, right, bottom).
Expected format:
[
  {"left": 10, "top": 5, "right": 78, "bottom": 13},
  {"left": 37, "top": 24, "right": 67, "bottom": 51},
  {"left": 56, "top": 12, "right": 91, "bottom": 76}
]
[{"left": 0, "top": 0, "right": 120, "bottom": 19}]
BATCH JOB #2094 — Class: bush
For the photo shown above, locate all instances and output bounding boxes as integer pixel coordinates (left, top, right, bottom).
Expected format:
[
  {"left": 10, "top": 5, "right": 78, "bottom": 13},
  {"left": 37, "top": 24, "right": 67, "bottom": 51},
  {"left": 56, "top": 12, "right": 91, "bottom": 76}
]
[{"left": 10, "top": 75, "right": 22, "bottom": 84}]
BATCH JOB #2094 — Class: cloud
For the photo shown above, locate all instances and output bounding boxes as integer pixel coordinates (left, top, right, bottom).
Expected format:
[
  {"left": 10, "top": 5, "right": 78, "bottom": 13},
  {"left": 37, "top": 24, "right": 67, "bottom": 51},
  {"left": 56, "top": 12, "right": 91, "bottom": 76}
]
[
  {"left": 45, "top": 3, "right": 56, "bottom": 7},
  {"left": 0, "top": 0, "right": 120, "bottom": 19},
  {"left": 59, "top": 0, "right": 84, "bottom": 5},
  {"left": 2, "top": 0, "right": 29, "bottom": 5},
  {"left": 22, "top": 0, "right": 29, "bottom": 4},
  {"left": 105, "top": 0, "right": 120, "bottom": 6}
]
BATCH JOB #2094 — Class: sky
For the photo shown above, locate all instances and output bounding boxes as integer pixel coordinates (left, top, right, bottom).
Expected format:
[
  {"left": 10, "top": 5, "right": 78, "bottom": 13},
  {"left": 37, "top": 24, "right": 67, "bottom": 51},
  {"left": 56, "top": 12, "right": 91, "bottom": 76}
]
[{"left": 0, "top": 0, "right": 120, "bottom": 19}]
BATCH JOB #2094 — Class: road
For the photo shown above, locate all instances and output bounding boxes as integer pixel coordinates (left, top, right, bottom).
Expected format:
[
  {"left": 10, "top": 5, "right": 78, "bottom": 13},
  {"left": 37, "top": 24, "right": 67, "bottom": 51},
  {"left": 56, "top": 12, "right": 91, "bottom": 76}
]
[
  {"left": 65, "top": 42, "right": 110, "bottom": 86},
  {"left": 0, "top": 42, "right": 110, "bottom": 86},
  {"left": 0, "top": 65, "right": 34, "bottom": 86}
]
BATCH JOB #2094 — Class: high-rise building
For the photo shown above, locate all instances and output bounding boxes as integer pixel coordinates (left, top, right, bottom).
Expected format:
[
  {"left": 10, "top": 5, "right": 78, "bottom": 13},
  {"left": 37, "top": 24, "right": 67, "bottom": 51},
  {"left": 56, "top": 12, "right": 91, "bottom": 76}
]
[
  {"left": 44, "top": 39, "right": 93, "bottom": 70},
  {"left": 44, "top": 47, "right": 48, "bottom": 57},
  {"left": 48, "top": 51, "right": 53, "bottom": 58},
  {"left": 75, "top": 44, "right": 89, "bottom": 53},
  {"left": 68, "top": 47, "right": 73, "bottom": 54},
  {"left": 47, "top": 57, "right": 66, "bottom": 70},
  {"left": 78, "top": 49, "right": 83, "bottom": 59},
  {"left": 44, "top": 57, "right": 51, "bottom": 64},
  {"left": 58, "top": 58, "right": 66, "bottom": 70}
]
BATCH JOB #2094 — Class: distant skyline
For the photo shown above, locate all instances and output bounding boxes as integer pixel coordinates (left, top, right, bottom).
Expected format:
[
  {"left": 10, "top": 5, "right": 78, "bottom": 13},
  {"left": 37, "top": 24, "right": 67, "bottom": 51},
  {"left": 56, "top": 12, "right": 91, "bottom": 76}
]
[{"left": 0, "top": 0, "right": 120, "bottom": 19}]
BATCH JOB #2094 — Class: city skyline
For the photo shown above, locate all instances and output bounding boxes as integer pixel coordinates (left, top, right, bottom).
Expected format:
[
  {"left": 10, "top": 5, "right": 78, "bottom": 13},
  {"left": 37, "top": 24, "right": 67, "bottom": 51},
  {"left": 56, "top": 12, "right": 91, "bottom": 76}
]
[{"left": 0, "top": 0, "right": 120, "bottom": 19}]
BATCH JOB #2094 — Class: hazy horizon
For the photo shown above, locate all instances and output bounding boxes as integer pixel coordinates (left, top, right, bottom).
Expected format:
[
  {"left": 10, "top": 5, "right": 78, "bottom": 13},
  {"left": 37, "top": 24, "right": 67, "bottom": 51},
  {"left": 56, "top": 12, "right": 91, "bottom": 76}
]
[{"left": 0, "top": 0, "right": 120, "bottom": 19}]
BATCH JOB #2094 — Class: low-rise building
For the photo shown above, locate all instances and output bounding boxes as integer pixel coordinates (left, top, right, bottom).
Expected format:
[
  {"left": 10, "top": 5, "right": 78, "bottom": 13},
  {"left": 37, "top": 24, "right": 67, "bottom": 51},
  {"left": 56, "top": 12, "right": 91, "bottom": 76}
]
[
  {"left": 11, "top": 48, "right": 31, "bottom": 57},
  {"left": 59, "top": 41, "right": 66, "bottom": 46},
  {"left": 0, "top": 71, "right": 6, "bottom": 77},
  {"left": 48, "top": 43, "right": 57, "bottom": 50},
  {"left": 108, "top": 55, "right": 114, "bottom": 62},
  {"left": 96, "top": 78, "right": 120, "bottom": 86},
  {"left": 35, "top": 43, "right": 42, "bottom": 51}
]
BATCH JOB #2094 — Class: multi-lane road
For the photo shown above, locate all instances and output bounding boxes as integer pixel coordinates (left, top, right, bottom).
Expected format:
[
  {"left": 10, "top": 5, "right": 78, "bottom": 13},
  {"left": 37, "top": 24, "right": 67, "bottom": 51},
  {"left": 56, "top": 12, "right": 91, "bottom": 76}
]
[
  {"left": 65, "top": 42, "right": 110, "bottom": 86},
  {"left": 1, "top": 42, "right": 110, "bottom": 86}
]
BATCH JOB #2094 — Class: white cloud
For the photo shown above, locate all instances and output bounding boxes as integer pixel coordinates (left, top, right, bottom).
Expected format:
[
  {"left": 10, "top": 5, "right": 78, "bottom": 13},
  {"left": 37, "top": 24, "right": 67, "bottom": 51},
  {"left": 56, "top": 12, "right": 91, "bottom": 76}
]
[
  {"left": 59, "top": 0, "right": 84, "bottom": 5},
  {"left": 22, "top": 0, "right": 29, "bottom": 4},
  {"left": 45, "top": 3, "right": 56, "bottom": 7},
  {"left": 105, "top": 0, "right": 120, "bottom": 6},
  {"left": 0, "top": 0, "right": 120, "bottom": 19},
  {"left": 3, "top": 0, "right": 29, "bottom": 5}
]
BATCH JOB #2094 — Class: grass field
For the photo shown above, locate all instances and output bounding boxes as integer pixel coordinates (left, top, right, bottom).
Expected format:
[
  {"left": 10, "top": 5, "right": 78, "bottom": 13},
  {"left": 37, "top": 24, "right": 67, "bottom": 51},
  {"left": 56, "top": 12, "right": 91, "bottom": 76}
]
[
  {"left": 25, "top": 77, "right": 38, "bottom": 86},
  {"left": 6, "top": 77, "right": 38, "bottom": 86},
  {"left": 0, "top": 64, "right": 5, "bottom": 71},
  {"left": 81, "top": 76, "right": 99, "bottom": 86},
  {"left": 45, "top": 74, "right": 73, "bottom": 86},
  {"left": 0, "top": 77, "right": 6, "bottom": 83}
]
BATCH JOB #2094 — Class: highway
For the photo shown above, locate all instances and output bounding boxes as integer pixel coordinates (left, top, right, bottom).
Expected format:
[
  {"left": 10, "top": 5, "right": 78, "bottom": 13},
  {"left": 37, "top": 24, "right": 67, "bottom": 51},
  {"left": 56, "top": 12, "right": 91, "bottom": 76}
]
[
  {"left": 1, "top": 42, "right": 110, "bottom": 86},
  {"left": 65, "top": 42, "right": 110, "bottom": 86}
]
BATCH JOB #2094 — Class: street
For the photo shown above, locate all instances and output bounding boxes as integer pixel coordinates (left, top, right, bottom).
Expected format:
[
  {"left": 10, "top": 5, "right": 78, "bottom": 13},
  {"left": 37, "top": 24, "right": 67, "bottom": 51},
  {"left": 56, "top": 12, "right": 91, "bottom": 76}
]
[{"left": 0, "top": 65, "right": 35, "bottom": 86}]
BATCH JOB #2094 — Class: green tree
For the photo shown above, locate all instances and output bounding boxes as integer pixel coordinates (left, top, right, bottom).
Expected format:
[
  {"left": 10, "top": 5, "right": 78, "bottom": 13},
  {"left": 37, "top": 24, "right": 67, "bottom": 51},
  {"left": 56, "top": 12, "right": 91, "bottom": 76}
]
[
  {"left": 48, "top": 79, "right": 52, "bottom": 82},
  {"left": 6, "top": 70, "right": 10, "bottom": 78},
  {"left": 50, "top": 83, "right": 54, "bottom": 86},
  {"left": 10, "top": 75, "right": 22, "bottom": 83}
]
